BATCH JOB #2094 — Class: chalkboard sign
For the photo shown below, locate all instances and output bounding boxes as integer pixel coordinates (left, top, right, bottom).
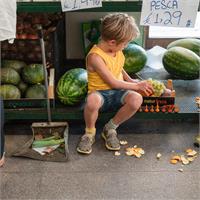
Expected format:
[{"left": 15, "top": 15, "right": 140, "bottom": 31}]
[
  {"left": 140, "top": 0, "right": 200, "bottom": 27},
  {"left": 61, "top": 0, "right": 102, "bottom": 12}
]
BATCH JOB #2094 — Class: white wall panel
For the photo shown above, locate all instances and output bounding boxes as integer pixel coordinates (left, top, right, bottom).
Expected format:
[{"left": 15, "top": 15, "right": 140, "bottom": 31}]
[{"left": 65, "top": 12, "right": 140, "bottom": 59}]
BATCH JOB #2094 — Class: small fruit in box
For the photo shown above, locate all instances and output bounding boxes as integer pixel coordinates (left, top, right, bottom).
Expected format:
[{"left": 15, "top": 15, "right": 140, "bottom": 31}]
[
  {"left": 140, "top": 79, "right": 175, "bottom": 107},
  {"left": 147, "top": 78, "right": 166, "bottom": 97},
  {"left": 141, "top": 78, "right": 172, "bottom": 97}
]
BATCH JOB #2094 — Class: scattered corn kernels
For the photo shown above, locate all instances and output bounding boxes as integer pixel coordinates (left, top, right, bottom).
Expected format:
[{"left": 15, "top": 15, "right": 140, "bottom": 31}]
[
  {"left": 180, "top": 155, "right": 190, "bottom": 165},
  {"left": 171, "top": 155, "right": 181, "bottom": 162},
  {"left": 114, "top": 151, "right": 121, "bottom": 156},
  {"left": 178, "top": 168, "right": 184, "bottom": 172},
  {"left": 170, "top": 159, "right": 178, "bottom": 164},
  {"left": 156, "top": 153, "right": 162, "bottom": 159},
  {"left": 120, "top": 140, "right": 128, "bottom": 145}
]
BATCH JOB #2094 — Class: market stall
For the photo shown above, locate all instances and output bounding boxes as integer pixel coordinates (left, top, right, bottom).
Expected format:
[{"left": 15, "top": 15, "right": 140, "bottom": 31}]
[{"left": 1, "top": 1, "right": 200, "bottom": 122}]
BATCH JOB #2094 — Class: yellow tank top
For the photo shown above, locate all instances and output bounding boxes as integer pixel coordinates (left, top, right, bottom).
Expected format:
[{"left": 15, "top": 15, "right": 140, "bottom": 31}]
[{"left": 87, "top": 45, "right": 125, "bottom": 93}]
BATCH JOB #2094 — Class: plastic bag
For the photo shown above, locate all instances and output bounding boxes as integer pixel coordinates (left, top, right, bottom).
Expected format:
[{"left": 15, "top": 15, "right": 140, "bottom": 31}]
[
  {"left": 0, "top": 0, "right": 16, "bottom": 42},
  {"left": 146, "top": 46, "right": 167, "bottom": 70}
]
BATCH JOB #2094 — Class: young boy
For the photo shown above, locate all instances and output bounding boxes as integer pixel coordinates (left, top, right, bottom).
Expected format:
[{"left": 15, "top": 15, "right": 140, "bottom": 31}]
[{"left": 77, "top": 13, "right": 153, "bottom": 154}]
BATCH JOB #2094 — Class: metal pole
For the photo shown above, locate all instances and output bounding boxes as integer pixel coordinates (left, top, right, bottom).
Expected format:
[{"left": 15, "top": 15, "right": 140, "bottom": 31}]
[
  {"left": 0, "top": 41, "right": 5, "bottom": 159},
  {"left": 37, "top": 25, "right": 52, "bottom": 123}
]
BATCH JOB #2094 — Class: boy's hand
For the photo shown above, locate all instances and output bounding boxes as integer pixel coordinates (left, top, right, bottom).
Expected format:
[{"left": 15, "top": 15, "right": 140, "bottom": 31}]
[
  {"left": 131, "top": 79, "right": 140, "bottom": 83},
  {"left": 135, "top": 80, "right": 154, "bottom": 96}
]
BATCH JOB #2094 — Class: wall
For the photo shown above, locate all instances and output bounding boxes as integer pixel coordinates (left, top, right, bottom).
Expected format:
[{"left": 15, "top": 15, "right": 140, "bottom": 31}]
[{"left": 65, "top": 12, "right": 141, "bottom": 59}]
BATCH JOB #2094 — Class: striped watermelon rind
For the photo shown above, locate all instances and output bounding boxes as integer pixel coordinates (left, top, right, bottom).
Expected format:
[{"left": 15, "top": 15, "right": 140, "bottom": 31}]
[
  {"left": 162, "top": 47, "right": 200, "bottom": 80},
  {"left": 56, "top": 68, "right": 88, "bottom": 105},
  {"left": 2, "top": 60, "right": 27, "bottom": 73},
  {"left": 0, "top": 84, "right": 21, "bottom": 99},
  {"left": 22, "top": 64, "right": 44, "bottom": 84},
  {"left": 123, "top": 43, "right": 147, "bottom": 74},
  {"left": 1, "top": 67, "right": 21, "bottom": 85},
  {"left": 167, "top": 38, "right": 200, "bottom": 57},
  {"left": 25, "top": 84, "right": 46, "bottom": 99}
]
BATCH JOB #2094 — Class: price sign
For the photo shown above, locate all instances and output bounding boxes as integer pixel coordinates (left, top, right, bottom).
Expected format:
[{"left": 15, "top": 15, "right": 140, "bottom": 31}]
[
  {"left": 61, "top": 0, "right": 102, "bottom": 12},
  {"left": 140, "top": 0, "right": 200, "bottom": 27}
]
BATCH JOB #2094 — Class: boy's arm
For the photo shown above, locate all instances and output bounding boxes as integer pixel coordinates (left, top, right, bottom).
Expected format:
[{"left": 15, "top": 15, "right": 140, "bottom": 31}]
[
  {"left": 87, "top": 54, "right": 153, "bottom": 95},
  {"left": 122, "top": 69, "right": 140, "bottom": 83}
]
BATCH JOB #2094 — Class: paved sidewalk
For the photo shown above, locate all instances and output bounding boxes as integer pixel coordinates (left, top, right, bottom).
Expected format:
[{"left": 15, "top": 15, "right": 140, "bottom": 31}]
[{"left": 1, "top": 119, "right": 199, "bottom": 200}]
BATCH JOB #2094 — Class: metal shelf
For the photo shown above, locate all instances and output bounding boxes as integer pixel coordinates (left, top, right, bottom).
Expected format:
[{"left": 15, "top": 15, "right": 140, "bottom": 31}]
[
  {"left": 4, "top": 65, "right": 200, "bottom": 121},
  {"left": 17, "top": 1, "right": 142, "bottom": 13},
  {"left": 11, "top": 2, "right": 200, "bottom": 122},
  {"left": 4, "top": 107, "right": 198, "bottom": 121}
]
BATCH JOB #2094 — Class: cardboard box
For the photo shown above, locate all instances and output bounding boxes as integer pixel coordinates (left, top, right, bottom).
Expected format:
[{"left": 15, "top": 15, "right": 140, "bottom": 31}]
[{"left": 142, "top": 79, "right": 175, "bottom": 106}]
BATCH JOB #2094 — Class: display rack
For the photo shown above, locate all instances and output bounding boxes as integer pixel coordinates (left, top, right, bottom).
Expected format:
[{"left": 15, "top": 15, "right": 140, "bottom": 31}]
[{"left": 3, "top": 1, "right": 199, "bottom": 121}]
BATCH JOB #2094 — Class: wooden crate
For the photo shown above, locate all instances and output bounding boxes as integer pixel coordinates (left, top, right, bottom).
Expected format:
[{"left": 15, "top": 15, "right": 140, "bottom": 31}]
[{"left": 142, "top": 79, "right": 176, "bottom": 106}]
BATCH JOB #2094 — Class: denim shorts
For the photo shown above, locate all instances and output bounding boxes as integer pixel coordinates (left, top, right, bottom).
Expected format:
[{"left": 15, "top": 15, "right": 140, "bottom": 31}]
[{"left": 83, "top": 89, "right": 130, "bottom": 112}]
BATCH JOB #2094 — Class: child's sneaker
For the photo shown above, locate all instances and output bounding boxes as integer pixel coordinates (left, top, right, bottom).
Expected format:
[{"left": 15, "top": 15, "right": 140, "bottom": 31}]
[
  {"left": 77, "top": 134, "right": 95, "bottom": 154},
  {"left": 102, "top": 128, "right": 120, "bottom": 150}
]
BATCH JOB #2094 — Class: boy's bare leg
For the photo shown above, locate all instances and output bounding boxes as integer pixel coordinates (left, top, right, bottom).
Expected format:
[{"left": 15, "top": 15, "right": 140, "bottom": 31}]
[
  {"left": 102, "top": 92, "right": 142, "bottom": 150},
  {"left": 112, "top": 92, "right": 142, "bottom": 125},
  {"left": 77, "top": 93, "right": 102, "bottom": 154},
  {"left": 84, "top": 93, "right": 102, "bottom": 128}
]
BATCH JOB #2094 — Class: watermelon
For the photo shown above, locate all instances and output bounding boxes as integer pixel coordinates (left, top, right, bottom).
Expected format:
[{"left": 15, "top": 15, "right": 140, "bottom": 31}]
[
  {"left": 123, "top": 43, "right": 147, "bottom": 74},
  {"left": 2, "top": 60, "right": 26, "bottom": 73},
  {"left": 0, "top": 84, "right": 21, "bottom": 99},
  {"left": 0, "top": 68, "right": 20, "bottom": 85},
  {"left": 22, "top": 64, "right": 44, "bottom": 84},
  {"left": 162, "top": 47, "right": 200, "bottom": 80},
  {"left": 18, "top": 80, "right": 28, "bottom": 95},
  {"left": 56, "top": 68, "right": 88, "bottom": 105},
  {"left": 25, "top": 84, "right": 46, "bottom": 99},
  {"left": 167, "top": 38, "right": 200, "bottom": 57}
]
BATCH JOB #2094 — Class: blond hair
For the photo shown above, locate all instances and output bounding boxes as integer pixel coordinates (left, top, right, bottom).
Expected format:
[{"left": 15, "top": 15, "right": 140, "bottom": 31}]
[{"left": 100, "top": 13, "right": 140, "bottom": 44}]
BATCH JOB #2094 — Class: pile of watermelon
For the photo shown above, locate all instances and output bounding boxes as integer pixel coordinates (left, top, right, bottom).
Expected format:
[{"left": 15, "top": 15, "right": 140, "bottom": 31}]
[
  {"left": 162, "top": 38, "right": 200, "bottom": 80},
  {"left": 0, "top": 60, "right": 45, "bottom": 99},
  {"left": 123, "top": 43, "right": 147, "bottom": 74},
  {"left": 56, "top": 68, "right": 88, "bottom": 105}
]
